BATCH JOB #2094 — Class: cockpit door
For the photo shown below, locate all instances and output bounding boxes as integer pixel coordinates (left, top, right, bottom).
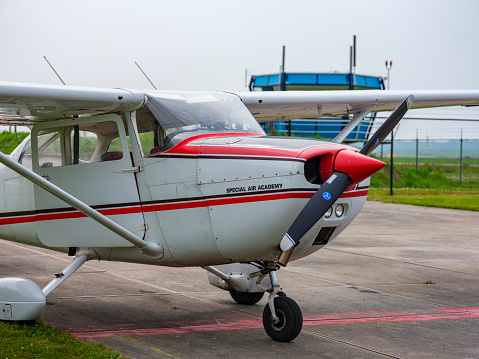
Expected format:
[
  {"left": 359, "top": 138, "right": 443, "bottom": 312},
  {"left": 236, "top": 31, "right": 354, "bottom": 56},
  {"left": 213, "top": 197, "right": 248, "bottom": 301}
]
[{"left": 31, "top": 114, "right": 144, "bottom": 247}]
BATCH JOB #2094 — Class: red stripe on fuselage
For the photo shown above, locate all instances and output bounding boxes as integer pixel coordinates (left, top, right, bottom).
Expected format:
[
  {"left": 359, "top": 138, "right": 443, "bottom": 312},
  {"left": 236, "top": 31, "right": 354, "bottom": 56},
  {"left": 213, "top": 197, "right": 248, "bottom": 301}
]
[
  {"left": 0, "top": 205, "right": 144, "bottom": 225},
  {"left": 0, "top": 189, "right": 368, "bottom": 226},
  {"left": 340, "top": 189, "right": 369, "bottom": 198}
]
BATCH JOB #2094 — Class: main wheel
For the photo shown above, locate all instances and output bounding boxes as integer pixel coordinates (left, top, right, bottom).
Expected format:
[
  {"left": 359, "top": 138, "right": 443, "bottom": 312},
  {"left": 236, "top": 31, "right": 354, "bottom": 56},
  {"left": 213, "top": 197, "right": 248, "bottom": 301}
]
[
  {"left": 229, "top": 290, "right": 264, "bottom": 305},
  {"left": 262, "top": 296, "right": 303, "bottom": 342}
]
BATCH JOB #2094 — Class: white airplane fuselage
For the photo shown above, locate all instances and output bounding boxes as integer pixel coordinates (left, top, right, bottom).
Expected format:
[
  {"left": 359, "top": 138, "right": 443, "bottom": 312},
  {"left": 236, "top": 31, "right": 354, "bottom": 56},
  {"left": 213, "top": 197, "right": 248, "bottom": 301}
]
[{"left": 0, "top": 130, "right": 368, "bottom": 267}]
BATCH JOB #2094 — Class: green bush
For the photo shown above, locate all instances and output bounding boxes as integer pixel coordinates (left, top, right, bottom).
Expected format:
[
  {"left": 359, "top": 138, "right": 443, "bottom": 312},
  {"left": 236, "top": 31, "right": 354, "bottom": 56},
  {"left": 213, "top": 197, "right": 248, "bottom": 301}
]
[{"left": 0, "top": 131, "right": 30, "bottom": 155}]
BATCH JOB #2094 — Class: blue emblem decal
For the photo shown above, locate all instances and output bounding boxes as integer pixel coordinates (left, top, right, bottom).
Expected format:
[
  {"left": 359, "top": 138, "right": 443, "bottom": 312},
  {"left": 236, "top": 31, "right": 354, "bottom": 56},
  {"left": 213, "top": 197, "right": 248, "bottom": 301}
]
[
  {"left": 375, "top": 138, "right": 380, "bottom": 146},
  {"left": 323, "top": 192, "right": 332, "bottom": 200}
]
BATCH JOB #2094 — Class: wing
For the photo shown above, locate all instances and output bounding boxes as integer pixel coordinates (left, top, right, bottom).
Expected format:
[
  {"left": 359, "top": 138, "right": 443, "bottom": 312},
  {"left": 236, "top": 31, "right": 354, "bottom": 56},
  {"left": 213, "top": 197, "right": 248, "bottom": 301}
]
[
  {"left": 0, "top": 81, "right": 145, "bottom": 125},
  {"left": 2, "top": 81, "right": 479, "bottom": 125},
  {"left": 233, "top": 90, "right": 479, "bottom": 120}
]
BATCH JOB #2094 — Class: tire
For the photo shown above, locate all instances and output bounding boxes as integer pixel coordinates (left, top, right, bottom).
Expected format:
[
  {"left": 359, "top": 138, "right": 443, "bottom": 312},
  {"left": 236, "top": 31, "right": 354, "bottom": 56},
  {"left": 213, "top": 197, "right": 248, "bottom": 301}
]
[
  {"left": 229, "top": 290, "right": 264, "bottom": 305},
  {"left": 262, "top": 296, "right": 303, "bottom": 342}
]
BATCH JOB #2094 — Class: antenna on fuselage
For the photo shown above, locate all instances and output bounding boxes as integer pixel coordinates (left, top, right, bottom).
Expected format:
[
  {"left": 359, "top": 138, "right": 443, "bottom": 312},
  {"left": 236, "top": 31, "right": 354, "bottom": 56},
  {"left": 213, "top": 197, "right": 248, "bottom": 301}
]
[
  {"left": 135, "top": 61, "right": 157, "bottom": 90},
  {"left": 43, "top": 56, "right": 67, "bottom": 85}
]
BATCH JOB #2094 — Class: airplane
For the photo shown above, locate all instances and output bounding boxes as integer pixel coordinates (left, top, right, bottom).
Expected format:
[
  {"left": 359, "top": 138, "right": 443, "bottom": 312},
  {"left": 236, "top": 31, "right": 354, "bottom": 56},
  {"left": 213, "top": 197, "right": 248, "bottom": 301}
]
[{"left": 0, "top": 80, "right": 478, "bottom": 342}]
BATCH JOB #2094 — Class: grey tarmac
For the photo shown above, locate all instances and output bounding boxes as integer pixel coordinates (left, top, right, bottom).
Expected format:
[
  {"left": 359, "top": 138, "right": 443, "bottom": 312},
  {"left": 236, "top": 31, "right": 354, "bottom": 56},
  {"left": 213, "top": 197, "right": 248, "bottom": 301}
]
[{"left": 1, "top": 201, "right": 479, "bottom": 359}]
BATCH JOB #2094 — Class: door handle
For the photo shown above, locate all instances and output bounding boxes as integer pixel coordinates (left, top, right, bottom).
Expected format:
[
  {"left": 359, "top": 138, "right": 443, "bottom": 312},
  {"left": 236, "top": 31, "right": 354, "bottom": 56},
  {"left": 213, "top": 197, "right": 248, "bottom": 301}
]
[{"left": 114, "top": 166, "right": 141, "bottom": 173}]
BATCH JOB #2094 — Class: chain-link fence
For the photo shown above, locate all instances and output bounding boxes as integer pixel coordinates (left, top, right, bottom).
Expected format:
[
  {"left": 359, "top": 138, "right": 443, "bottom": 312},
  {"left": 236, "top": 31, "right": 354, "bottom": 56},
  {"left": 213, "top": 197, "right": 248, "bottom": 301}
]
[{"left": 259, "top": 107, "right": 479, "bottom": 190}]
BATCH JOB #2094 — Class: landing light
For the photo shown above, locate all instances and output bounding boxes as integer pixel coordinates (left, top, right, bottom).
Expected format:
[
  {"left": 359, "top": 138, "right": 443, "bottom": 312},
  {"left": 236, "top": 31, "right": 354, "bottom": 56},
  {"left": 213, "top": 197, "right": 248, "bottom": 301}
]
[
  {"left": 335, "top": 204, "right": 344, "bottom": 217},
  {"left": 324, "top": 207, "right": 332, "bottom": 218}
]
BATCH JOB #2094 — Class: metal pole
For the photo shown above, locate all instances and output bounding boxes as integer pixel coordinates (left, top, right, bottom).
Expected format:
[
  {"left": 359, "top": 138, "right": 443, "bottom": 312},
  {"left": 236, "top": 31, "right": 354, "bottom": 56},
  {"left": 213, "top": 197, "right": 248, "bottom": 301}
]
[
  {"left": 353, "top": 36, "right": 356, "bottom": 87},
  {"left": 288, "top": 120, "right": 292, "bottom": 136},
  {"left": 385, "top": 61, "right": 393, "bottom": 90},
  {"left": 390, "top": 133, "right": 394, "bottom": 196},
  {"left": 459, "top": 129, "right": 463, "bottom": 186},
  {"left": 44, "top": 56, "right": 66, "bottom": 85},
  {"left": 387, "top": 68, "right": 390, "bottom": 90},
  {"left": 349, "top": 46, "right": 354, "bottom": 90},
  {"left": 135, "top": 62, "right": 157, "bottom": 90},
  {"left": 282, "top": 45, "right": 286, "bottom": 73},
  {"left": 353, "top": 36, "right": 356, "bottom": 71},
  {"left": 416, "top": 129, "right": 419, "bottom": 170}
]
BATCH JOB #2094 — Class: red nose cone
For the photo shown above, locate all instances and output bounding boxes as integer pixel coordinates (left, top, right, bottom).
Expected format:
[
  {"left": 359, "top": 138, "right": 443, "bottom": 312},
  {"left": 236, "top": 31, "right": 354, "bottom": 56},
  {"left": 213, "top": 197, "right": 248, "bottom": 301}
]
[{"left": 334, "top": 150, "right": 386, "bottom": 184}]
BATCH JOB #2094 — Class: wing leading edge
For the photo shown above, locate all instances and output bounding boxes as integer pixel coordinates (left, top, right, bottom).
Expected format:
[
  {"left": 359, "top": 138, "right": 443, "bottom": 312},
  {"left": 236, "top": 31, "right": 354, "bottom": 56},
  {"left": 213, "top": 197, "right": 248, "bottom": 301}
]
[
  {"left": 0, "top": 81, "right": 145, "bottom": 125},
  {"left": 1, "top": 81, "right": 479, "bottom": 125},
  {"left": 233, "top": 90, "right": 479, "bottom": 120}
]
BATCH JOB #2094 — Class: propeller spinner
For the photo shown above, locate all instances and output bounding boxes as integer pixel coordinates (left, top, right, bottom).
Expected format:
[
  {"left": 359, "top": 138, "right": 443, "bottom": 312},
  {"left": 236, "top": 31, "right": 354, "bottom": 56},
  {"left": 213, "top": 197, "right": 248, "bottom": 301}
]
[{"left": 279, "top": 95, "right": 414, "bottom": 261}]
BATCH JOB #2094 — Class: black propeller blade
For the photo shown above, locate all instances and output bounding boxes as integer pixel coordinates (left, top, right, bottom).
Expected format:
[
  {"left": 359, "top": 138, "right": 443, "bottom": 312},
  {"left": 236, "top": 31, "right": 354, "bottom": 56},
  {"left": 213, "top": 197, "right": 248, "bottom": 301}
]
[
  {"left": 280, "top": 172, "right": 352, "bottom": 251},
  {"left": 279, "top": 95, "right": 415, "bottom": 255},
  {"left": 360, "top": 95, "right": 414, "bottom": 156}
]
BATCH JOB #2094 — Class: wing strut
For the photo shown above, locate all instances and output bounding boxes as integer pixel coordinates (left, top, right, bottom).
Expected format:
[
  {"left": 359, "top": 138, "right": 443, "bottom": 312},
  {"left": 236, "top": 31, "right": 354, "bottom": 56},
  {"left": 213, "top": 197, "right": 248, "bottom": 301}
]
[
  {"left": 0, "top": 151, "right": 163, "bottom": 259},
  {"left": 333, "top": 106, "right": 374, "bottom": 144}
]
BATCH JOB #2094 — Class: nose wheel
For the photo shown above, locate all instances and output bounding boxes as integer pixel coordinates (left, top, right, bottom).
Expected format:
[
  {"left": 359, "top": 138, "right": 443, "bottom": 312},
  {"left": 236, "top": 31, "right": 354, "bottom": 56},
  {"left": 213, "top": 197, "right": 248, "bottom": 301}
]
[
  {"left": 263, "top": 296, "right": 303, "bottom": 342},
  {"left": 251, "top": 263, "right": 303, "bottom": 342}
]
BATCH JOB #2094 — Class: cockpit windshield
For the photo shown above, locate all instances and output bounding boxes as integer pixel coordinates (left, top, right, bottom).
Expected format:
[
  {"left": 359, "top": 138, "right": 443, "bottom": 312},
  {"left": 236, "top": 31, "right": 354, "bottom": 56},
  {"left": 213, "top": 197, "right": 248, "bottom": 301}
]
[{"left": 135, "top": 92, "right": 265, "bottom": 155}]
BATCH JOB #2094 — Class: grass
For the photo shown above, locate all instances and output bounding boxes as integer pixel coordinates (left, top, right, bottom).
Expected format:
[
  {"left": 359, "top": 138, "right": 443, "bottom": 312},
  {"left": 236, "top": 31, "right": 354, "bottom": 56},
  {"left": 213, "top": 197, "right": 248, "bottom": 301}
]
[
  {"left": 0, "top": 320, "right": 124, "bottom": 359},
  {"left": 0, "top": 131, "right": 29, "bottom": 155},
  {"left": 394, "top": 157, "right": 479, "bottom": 165},
  {"left": 368, "top": 188, "right": 479, "bottom": 211},
  {"left": 369, "top": 161, "right": 479, "bottom": 211}
]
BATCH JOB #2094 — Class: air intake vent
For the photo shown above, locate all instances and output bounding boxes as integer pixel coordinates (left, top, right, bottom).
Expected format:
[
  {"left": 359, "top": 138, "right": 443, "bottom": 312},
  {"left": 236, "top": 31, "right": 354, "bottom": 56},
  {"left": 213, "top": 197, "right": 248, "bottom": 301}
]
[{"left": 312, "top": 227, "right": 336, "bottom": 245}]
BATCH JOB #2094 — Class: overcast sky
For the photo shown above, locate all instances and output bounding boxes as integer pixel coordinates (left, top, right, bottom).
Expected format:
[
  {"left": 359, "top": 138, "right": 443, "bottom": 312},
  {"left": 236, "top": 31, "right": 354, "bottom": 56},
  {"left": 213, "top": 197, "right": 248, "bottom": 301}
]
[{"left": 1, "top": 0, "right": 478, "bottom": 92}]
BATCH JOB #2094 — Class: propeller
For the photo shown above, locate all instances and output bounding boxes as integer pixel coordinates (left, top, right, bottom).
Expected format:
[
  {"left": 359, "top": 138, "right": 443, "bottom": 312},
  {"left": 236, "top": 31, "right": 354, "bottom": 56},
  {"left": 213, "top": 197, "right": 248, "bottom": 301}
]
[
  {"left": 360, "top": 95, "right": 414, "bottom": 156},
  {"left": 279, "top": 95, "right": 414, "bottom": 256}
]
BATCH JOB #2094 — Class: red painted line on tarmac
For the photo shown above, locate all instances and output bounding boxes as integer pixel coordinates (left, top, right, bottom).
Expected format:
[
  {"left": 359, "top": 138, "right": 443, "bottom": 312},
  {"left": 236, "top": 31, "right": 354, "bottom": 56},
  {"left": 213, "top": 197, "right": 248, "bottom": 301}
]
[{"left": 65, "top": 306, "right": 479, "bottom": 339}]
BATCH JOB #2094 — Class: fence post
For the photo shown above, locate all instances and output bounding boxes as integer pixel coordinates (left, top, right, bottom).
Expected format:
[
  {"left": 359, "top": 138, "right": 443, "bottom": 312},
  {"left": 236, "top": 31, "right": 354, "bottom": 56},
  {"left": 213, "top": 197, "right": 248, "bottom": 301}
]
[
  {"left": 390, "top": 133, "right": 394, "bottom": 196},
  {"left": 416, "top": 129, "right": 419, "bottom": 170},
  {"left": 287, "top": 120, "right": 292, "bottom": 136},
  {"left": 459, "top": 129, "right": 463, "bottom": 186},
  {"left": 269, "top": 120, "right": 275, "bottom": 135}
]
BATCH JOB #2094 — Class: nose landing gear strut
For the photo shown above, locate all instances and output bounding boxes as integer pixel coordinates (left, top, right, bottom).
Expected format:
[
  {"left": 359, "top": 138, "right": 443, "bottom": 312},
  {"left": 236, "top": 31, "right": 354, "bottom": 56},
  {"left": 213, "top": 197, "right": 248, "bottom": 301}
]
[{"left": 251, "top": 262, "right": 303, "bottom": 342}]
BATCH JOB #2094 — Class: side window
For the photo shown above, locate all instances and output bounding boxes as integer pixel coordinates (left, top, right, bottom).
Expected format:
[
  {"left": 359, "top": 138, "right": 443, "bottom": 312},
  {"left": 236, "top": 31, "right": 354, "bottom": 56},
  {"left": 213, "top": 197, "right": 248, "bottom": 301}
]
[
  {"left": 35, "top": 121, "right": 123, "bottom": 168},
  {"left": 104, "top": 136, "right": 127, "bottom": 162},
  {"left": 70, "top": 127, "right": 99, "bottom": 164},
  {"left": 37, "top": 130, "right": 63, "bottom": 168},
  {"left": 135, "top": 106, "right": 166, "bottom": 157},
  {"left": 18, "top": 139, "right": 33, "bottom": 170}
]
